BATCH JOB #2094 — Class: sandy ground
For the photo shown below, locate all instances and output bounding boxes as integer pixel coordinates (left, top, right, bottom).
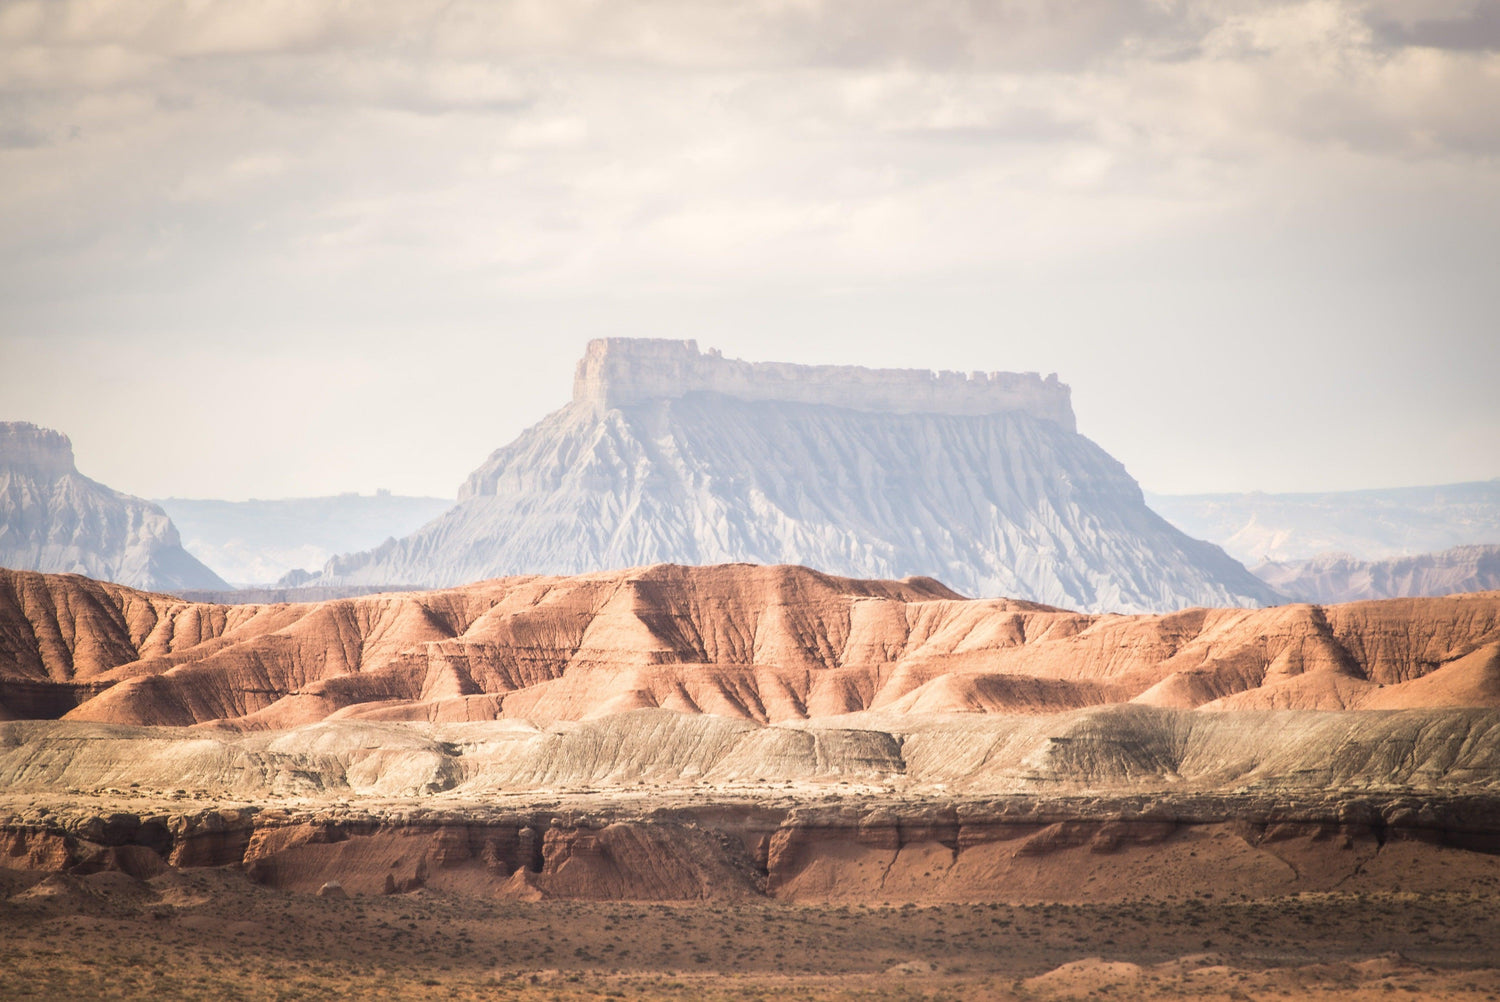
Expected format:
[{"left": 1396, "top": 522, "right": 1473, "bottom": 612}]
[{"left": 5, "top": 866, "right": 1500, "bottom": 1001}]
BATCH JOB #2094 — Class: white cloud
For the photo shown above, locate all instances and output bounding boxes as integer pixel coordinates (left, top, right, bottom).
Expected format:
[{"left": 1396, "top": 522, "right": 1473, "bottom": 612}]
[{"left": 0, "top": 0, "right": 1496, "bottom": 498}]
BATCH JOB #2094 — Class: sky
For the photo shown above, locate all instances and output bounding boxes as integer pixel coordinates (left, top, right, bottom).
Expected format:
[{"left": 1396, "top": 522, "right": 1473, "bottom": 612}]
[{"left": 1, "top": 0, "right": 1497, "bottom": 501}]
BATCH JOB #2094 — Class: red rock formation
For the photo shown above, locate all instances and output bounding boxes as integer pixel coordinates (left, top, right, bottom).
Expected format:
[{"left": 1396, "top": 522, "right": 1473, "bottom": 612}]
[
  {"left": 1, "top": 565, "right": 1497, "bottom": 727},
  {"left": 9, "top": 796, "right": 1500, "bottom": 903}
]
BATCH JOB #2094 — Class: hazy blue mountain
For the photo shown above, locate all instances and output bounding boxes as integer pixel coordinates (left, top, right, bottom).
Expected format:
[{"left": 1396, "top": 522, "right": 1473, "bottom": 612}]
[
  {"left": 1251, "top": 544, "right": 1500, "bottom": 604},
  {"left": 156, "top": 493, "right": 452, "bottom": 586},
  {"left": 1147, "top": 481, "right": 1500, "bottom": 565}
]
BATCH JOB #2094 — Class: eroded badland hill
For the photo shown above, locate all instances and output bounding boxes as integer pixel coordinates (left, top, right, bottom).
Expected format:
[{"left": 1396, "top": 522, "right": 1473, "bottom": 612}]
[
  {"left": 5, "top": 564, "right": 1500, "bottom": 999},
  {"left": 3, "top": 563, "right": 1497, "bottom": 727}
]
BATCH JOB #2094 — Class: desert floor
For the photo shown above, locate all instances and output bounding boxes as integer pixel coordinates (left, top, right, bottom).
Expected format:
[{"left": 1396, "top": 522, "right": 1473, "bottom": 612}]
[{"left": 4, "top": 868, "right": 1500, "bottom": 1001}]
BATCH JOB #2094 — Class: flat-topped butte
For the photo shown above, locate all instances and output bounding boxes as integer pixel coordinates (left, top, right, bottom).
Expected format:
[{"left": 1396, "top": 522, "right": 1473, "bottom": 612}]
[{"left": 572, "top": 338, "right": 1077, "bottom": 430}]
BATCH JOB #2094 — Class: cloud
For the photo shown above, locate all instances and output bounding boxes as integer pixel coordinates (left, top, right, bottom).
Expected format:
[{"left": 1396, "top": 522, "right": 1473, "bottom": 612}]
[
  {"left": 1366, "top": 0, "right": 1500, "bottom": 52},
  {"left": 0, "top": 1, "right": 1494, "bottom": 303},
  {"left": 0, "top": 0, "right": 1249, "bottom": 77},
  {"left": 0, "top": 0, "right": 1496, "bottom": 498}
]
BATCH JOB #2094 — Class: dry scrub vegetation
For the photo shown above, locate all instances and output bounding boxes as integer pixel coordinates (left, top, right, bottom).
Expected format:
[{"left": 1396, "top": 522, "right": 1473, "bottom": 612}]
[{"left": 5, "top": 869, "right": 1500, "bottom": 1001}]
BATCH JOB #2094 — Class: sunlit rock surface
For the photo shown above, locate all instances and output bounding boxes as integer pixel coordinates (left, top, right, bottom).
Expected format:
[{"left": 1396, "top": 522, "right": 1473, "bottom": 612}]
[{"left": 2, "top": 564, "right": 1495, "bottom": 727}]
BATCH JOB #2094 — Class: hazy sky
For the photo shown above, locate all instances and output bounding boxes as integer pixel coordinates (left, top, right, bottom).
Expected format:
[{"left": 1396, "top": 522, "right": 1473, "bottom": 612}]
[{"left": 2, "top": 0, "right": 1496, "bottom": 501}]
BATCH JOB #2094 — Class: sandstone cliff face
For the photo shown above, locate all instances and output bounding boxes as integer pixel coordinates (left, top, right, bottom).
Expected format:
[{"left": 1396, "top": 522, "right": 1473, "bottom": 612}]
[
  {"left": 0, "top": 422, "right": 228, "bottom": 592},
  {"left": 1254, "top": 544, "right": 1500, "bottom": 604},
  {"left": 2, "top": 564, "right": 1496, "bottom": 727},
  {"left": 571, "top": 337, "right": 1079, "bottom": 428},
  {"left": 12, "top": 789, "right": 1500, "bottom": 903},
  {"left": 290, "top": 339, "right": 1276, "bottom": 614}
]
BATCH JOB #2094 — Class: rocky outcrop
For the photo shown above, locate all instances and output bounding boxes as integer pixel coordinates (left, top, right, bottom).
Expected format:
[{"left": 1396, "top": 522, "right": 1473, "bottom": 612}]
[
  {"left": 0, "top": 422, "right": 228, "bottom": 592},
  {"left": 1, "top": 566, "right": 1497, "bottom": 726},
  {"left": 6, "top": 789, "right": 1500, "bottom": 902},
  {"left": 287, "top": 339, "right": 1276, "bottom": 614},
  {"left": 1254, "top": 544, "right": 1500, "bottom": 604}
]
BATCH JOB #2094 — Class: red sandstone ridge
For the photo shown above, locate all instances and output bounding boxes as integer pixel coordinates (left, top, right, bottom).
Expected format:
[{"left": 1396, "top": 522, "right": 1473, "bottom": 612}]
[{"left": 0, "top": 565, "right": 1497, "bottom": 728}]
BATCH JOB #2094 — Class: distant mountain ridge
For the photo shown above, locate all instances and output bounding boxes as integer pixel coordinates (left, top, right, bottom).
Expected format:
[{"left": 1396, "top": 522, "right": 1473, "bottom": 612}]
[
  {"left": 286, "top": 339, "right": 1278, "bottom": 614},
  {"left": 0, "top": 421, "right": 227, "bottom": 591},
  {"left": 1254, "top": 544, "right": 1500, "bottom": 605},
  {"left": 155, "top": 494, "right": 452, "bottom": 586},
  {"left": 1147, "top": 481, "right": 1500, "bottom": 564}
]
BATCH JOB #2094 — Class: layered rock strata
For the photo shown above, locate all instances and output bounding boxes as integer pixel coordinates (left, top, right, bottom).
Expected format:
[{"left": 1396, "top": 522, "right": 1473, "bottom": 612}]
[
  {"left": 6, "top": 791, "right": 1500, "bottom": 903},
  {"left": 571, "top": 337, "right": 1079, "bottom": 427},
  {"left": 5, "top": 705, "right": 1500, "bottom": 798},
  {"left": 6, "top": 704, "right": 1500, "bottom": 902},
  {"left": 5, "top": 633, "right": 1500, "bottom": 903}
]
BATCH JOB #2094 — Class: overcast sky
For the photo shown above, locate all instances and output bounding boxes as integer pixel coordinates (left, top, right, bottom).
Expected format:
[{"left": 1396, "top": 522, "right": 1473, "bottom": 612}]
[{"left": 1, "top": 0, "right": 1496, "bottom": 501}]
